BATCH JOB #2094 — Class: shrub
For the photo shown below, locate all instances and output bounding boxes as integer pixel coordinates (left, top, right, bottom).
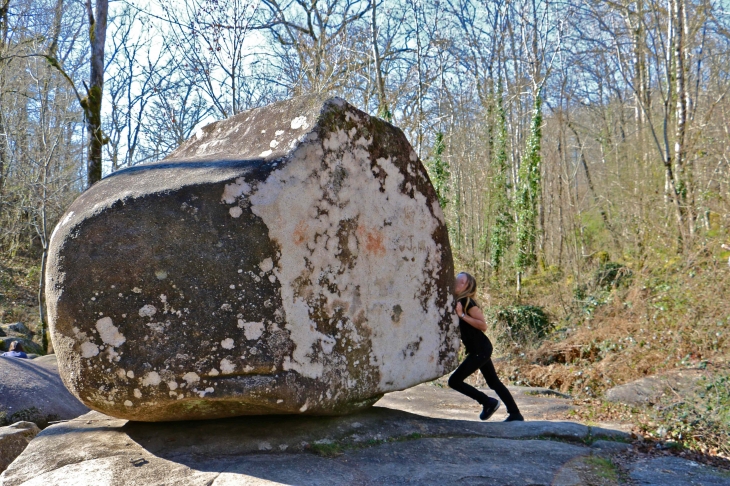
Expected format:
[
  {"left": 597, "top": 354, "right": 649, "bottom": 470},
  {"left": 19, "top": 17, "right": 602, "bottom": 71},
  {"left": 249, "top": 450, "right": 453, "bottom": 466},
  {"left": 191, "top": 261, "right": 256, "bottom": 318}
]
[
  {"left": 593, "top": 262, "right": 632, "bottom": 289},
  {"left": 493, "top": 305, "right": 553, "bottom": 345}
]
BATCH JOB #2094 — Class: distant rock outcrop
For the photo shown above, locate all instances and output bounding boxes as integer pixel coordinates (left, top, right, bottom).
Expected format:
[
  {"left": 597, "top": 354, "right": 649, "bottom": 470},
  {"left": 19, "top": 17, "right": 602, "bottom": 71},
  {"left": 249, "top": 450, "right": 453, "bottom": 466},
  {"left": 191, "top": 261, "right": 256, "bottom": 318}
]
[
  {"left": 0, "top": 354, "right": 89, "bottom": 427},
  {"left": 1, "top": 323, "right": 31, "bottom": 336},
  {"left": 605, "top": 369, "right": 709, "bottom": 406},
  {"left": 0, "top": 322, "right": 43, "bottom": 356},
  {"left": 0, "top": 337, "right": 43, "bottom": 356},
  {"left": 45, "top": 96, "right": 458, "bottom": 421}
]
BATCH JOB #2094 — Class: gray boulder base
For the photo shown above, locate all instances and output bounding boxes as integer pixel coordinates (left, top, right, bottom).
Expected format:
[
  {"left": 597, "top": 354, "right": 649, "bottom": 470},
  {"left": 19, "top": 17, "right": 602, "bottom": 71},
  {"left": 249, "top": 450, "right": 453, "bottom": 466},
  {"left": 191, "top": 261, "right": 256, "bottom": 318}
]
[
  {"left": 0, "top": 422, "right": 39, "bottom": 473},
  {"left": 45, "top": 96, "right": 457, "bottom": 421},
  {"left": 0, "top": 355, "right": 89, "bottom": 427}
]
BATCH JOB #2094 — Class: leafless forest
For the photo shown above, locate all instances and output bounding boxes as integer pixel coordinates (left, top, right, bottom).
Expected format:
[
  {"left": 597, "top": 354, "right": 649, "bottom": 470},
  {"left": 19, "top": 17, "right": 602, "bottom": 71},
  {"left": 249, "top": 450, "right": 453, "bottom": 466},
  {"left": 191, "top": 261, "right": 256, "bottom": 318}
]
[{"left": 1, "top": 0, "right": 730, "bottom": 295}]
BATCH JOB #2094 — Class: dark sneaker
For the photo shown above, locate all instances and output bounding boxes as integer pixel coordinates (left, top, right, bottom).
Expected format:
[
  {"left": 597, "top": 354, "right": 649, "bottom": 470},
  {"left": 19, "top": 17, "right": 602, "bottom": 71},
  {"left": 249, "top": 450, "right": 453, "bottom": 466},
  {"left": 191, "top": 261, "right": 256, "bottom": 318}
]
[
  {"left": 504, "top": 413, "right": 525, "bottom": 422},
  {"left": 479, "top": 398, "right": 500, "bottom": 421}
]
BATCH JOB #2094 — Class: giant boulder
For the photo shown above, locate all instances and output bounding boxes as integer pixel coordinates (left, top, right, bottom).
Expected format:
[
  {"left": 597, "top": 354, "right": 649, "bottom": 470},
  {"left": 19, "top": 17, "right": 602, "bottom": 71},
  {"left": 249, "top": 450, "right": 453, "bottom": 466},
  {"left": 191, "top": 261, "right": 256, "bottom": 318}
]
[{"left": 46, "top": 96, "right": 458, "bottom": 421}]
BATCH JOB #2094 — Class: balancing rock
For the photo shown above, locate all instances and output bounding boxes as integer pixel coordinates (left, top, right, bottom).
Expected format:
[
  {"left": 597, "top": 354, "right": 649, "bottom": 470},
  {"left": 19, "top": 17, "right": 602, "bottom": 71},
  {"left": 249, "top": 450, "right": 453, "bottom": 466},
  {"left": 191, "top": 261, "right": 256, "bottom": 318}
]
[{"left": 45, "top": 96, "right": 458, "bottom": 421}]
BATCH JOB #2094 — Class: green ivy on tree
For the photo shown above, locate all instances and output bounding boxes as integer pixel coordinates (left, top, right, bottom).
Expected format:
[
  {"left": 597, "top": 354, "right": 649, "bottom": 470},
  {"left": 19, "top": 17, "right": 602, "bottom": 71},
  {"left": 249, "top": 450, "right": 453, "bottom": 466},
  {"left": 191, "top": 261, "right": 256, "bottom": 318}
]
[
  {"left": 515, "top": 94, "right": 542, "bottom": 289},
  {"left": 427, "top": 132, "right": 449, "bottom": 209},
  {"left": 490, "top": 87, "right": 512, "bottom": 274}
]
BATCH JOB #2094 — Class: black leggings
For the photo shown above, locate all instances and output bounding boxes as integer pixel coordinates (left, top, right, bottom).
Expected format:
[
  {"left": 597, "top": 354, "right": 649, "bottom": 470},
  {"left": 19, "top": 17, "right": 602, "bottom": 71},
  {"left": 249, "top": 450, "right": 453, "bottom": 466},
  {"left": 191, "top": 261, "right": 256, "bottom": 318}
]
[{"left": 448, "top": 344, "right": 520, "bottom": 415}]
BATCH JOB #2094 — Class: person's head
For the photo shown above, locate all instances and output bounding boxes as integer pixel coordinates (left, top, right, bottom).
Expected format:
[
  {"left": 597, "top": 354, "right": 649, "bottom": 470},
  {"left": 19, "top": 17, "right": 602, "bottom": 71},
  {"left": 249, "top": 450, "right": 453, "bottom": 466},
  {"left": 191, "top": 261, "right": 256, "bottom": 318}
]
[
  {"left": 454, "top": 272, "right": 477, "bottom": 302},
  {"left": 8, "top": 341, "right": 23, "bottom": 352}
]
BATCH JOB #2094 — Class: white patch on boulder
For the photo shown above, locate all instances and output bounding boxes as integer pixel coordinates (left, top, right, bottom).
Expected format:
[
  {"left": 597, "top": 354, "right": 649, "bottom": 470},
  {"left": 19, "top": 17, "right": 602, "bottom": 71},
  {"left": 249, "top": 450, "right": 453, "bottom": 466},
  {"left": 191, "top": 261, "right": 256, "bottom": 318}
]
[
  {"left": 138, "top": 305, "right": 157, "bottom": 318},
  {"left": 182, "top": 372, "right": 200, "bottom": 385},
  {"left": 220, "top": 359, "right": 235, "bottom": 374},
  {"left": 229, "top": 206, "right": 243, "bottom": 218},
  {"left": 238, "top": 321, "right": 264, "bottom": 340},
  {"left": 221, "top": 178, "right": 251, "bottom": 204},
  {"left": 258, "top": 258, "right": 274, "bottom": 273},
  {"left": 221, "top": 338, "right": 234, "bottom": 349},
  {"left": 80, "top": 341, "right": 99, "bottom": 358},
  {"left": 249, "top": 118, "right": 452, "bottom": 388},
  {"left": 290, "top": 116, "right": 308, "bottom": 130},
  {"left": 95, "top": 317, "right": 126, "bottom": 347},
  {"left": 142, "top": 372, "right": 161, "bottom": 387},
  {"left": 320, "top": 335, "right": 336, "bottom": 354}
]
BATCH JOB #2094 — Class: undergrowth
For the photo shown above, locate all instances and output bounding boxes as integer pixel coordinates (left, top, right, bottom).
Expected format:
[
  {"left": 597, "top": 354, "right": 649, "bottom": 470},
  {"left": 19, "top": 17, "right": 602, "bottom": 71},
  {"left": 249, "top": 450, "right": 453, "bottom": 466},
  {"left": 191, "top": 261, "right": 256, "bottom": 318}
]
[
  {"left": 0, "top": 255, "right": 40, "bottom": 327},
  {"left": 471, "top": 236, "right": 730, "bottom": 460}
]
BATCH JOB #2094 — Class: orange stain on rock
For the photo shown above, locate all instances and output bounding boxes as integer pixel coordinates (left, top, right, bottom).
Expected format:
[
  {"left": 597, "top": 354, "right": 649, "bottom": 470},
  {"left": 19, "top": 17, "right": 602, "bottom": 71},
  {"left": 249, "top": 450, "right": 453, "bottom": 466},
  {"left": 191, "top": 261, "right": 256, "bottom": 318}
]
[
  {"left": 293, "top": 221, "right": 309, "bottom": 245},
  {"left": 357, "top": 225, "right": 386, "bottom": 257}
]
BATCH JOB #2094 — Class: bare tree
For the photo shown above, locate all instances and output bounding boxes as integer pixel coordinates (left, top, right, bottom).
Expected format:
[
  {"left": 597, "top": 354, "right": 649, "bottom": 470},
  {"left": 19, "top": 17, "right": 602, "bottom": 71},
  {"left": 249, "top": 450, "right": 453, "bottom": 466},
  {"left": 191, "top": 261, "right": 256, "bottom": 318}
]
[
  {"left": 257, "top": 0, "right": 372, "bottom": 95},
  {"left": 83, "top": 0, "right": 108, "bottom": 185},
  {"left": 159, "top": 0, "right": 265, "bottom": 118}
]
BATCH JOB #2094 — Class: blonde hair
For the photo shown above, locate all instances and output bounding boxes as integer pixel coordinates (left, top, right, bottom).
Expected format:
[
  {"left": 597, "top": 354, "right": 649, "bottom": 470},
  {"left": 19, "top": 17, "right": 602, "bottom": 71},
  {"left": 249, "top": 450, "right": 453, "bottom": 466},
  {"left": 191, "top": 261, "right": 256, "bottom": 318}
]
[{"left": 455, "top": 272, "right": 478, "bottom": 303}]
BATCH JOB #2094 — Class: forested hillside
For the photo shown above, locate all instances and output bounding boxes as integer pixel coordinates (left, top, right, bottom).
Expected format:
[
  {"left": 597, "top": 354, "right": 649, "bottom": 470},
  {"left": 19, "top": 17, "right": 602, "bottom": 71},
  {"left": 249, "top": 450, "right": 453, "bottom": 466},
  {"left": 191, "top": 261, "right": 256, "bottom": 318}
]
[{"left": 0, "top": 0, "right": 728, "bottom": 460}]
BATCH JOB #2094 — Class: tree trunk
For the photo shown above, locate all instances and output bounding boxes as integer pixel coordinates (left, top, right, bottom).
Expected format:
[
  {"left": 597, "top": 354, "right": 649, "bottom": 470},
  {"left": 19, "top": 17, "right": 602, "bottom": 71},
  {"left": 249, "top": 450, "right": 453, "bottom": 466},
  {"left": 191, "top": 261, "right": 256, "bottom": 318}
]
[
  {"left": 0, "top": 0, "right": 10, "bottom": 195},
  {"left": 85, "top": 0, "right": 108, "bottom": 187},
  {"left": 673, "top": 0, "right": 693, "bottom": 239},
  {"left": 370, "top": 1, "right": 390, "bottom": 121}
]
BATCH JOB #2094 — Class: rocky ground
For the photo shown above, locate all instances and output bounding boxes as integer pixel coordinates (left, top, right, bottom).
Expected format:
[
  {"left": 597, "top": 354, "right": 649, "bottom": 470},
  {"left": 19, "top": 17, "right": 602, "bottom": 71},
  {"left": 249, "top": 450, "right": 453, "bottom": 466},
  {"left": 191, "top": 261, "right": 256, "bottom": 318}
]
[{"left": 2, "top": 383, "right": 729, "bottom": 485}]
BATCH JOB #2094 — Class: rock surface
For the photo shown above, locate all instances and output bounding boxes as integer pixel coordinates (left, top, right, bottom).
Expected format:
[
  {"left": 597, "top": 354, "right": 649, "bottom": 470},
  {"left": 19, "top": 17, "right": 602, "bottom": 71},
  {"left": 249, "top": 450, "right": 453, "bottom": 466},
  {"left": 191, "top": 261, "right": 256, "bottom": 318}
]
[
  {"left": 0, "top": 384, "right": 632, "bottom": 486},
  {"left": 629, "top": 456, "right": 730, "bottom": 485},
  {"left": 605, "top": 369, "right": 709, "bottom": 406},
  {"left": 45, "top": 96, "right": 457, "bottom": 421},
  {"left": 0, "top": 355, "right": 89, "bottom": 427},
  {"left": 0, "top": 422, "right": 40, "bottom": 473},
  {"left": 5, "top": 383, "right": 727, "bottom": 486}
]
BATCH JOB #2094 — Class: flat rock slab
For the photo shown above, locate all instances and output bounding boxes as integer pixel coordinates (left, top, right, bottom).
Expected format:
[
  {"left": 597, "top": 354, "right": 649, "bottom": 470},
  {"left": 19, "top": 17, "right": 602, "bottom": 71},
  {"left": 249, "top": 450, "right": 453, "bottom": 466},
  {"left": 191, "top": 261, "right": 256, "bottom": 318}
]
[
  {"left": 6, "top": 384, "right": 728, "bottom": 486},
  {"left": 208, "top": 438, "right": 590, "bottom": 485},
  {"left": 0, "top": 355, "right": 88, "bottom": 426},
  {"left": 605, "top": 369, "right": 709, "bottom": 406},
  {"left": 629, "top": 456, "right": 730, "bottom": 485},
  {"left": 0, "top": 413, "right": 598, "bottom": 486},
  {"left": 378, "top": 382, "right": 575, "bottom": 422},
  {"left": 1, "top": 383, "right": 633, "bottom": 486}
]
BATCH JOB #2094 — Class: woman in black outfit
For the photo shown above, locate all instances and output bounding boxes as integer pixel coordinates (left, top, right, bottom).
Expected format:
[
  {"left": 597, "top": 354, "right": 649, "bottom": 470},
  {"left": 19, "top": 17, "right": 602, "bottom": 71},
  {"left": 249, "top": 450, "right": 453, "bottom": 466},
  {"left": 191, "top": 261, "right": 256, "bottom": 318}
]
[{"left": 448, "top": 271, "right": 524, "bottom": 422}]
